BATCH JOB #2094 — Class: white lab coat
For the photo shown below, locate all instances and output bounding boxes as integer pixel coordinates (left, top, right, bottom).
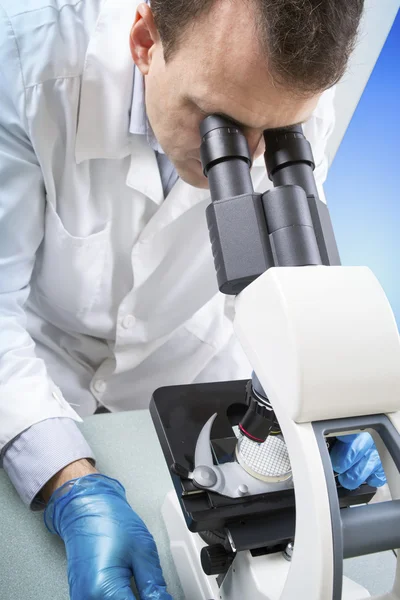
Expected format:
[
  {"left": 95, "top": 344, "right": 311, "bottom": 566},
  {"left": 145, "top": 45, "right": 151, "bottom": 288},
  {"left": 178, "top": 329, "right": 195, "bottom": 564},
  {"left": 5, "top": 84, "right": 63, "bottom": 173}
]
[{"left": 0, "top": 0, "right": 336, "bottom": 451}]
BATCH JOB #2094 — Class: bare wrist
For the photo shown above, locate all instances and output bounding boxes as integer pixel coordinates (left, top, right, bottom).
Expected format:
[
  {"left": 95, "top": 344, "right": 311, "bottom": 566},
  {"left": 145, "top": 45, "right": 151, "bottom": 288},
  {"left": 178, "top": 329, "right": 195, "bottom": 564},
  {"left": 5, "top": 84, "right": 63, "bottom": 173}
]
[{"left": 41, "top": 458, "right": 98, "bottom": 503}]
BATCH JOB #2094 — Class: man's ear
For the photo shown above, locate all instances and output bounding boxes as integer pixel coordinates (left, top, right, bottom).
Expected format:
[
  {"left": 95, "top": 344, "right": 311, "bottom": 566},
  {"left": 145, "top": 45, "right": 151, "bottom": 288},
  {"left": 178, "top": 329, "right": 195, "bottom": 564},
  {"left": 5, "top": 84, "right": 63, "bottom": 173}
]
[{"left": 130, "top": 3, "right": 160, "bottom": 75}]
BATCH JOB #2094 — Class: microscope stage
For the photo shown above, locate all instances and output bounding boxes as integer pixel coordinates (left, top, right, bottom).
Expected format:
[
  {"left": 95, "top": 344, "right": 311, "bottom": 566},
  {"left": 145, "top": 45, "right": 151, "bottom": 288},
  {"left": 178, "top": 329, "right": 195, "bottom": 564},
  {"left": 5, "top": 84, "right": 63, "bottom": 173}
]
[{"left": 150, "top": 380, "right": 375, "bottom": 552}]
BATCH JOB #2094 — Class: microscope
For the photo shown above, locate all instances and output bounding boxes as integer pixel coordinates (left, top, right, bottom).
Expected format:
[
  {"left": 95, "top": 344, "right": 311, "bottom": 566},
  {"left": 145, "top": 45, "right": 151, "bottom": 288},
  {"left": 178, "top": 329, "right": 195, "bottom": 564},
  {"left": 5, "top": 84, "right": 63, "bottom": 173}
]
[{"left": 150, "top": 116, "right": 400, "bottom": 599}]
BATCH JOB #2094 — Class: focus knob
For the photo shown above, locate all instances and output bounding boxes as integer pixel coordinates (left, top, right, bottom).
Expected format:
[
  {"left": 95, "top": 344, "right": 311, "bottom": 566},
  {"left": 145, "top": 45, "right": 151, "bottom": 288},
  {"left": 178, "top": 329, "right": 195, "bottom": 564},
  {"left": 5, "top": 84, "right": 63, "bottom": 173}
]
[{"left": 200, "top": 544, "right": 234, "bottom": 576}]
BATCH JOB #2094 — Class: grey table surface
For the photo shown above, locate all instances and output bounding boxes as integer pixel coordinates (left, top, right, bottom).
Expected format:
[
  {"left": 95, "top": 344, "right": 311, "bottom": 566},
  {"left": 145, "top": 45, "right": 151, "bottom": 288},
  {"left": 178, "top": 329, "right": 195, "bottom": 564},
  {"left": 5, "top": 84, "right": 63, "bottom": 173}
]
[{"left": 0, "top": 410, "right": 396, "bottom": 600}]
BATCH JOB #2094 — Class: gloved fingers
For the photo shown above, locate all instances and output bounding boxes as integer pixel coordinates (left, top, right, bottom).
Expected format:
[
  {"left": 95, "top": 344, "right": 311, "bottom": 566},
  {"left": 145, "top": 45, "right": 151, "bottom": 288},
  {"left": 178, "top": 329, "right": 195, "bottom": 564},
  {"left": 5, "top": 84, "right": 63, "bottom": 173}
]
[
  {"left": 131, "top": 555, "right": 172, "bottom": 600},
  {"left": 69, "top": 565, "right": 136, "bottom": 600},
  {"left": 335, "top": 434, "right": 360, "bottom": 444},
  {"left": 338, "top": 447, "right": 382, "bottom": 490},
  {"left": 366, "top": 465, "right": 387, "bottom": 488},
  {"left": 132, "top": 568, "right": 172, "bottom": 600},
  {"left": 137, "top": 582, "right": 173, "bottom": 600},
  {"left": 330, "top": 432, "right": 375, "bottom": 474},
  {"left": 130, "top": 533, "right": 172, "bottom": 600},
  {"left": 108, "top": 585, "right": 137, "bottom": 600}
]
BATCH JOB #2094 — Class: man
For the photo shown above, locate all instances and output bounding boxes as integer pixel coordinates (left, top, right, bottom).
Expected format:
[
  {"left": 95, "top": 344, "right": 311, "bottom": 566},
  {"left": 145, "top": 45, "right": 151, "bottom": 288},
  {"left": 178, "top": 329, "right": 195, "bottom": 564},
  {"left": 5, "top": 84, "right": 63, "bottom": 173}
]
[{"left": 0, "top": 0, "right": 385, "bottom": 598}]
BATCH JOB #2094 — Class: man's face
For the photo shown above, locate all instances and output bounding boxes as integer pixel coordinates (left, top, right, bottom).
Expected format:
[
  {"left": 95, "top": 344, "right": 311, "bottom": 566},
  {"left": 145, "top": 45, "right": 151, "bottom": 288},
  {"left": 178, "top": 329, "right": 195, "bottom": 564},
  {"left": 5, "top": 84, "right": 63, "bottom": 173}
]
[{"left": 131, "top": 0, "right": 320, "bottom": 188}]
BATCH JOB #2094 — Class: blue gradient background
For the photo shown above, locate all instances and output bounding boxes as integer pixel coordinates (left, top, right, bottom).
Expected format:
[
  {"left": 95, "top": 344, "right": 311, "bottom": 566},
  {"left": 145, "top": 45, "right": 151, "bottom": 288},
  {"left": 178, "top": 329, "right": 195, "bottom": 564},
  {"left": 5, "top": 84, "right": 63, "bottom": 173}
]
[{"left": 325, "top": 10, "right": 400, "bottom": 327}]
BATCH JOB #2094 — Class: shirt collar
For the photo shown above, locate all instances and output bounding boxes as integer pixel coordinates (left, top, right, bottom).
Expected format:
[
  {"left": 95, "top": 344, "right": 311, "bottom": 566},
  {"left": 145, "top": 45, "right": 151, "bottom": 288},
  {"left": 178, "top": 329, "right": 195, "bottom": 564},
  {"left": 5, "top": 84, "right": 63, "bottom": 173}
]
[{"left": 129, "top": 65, "right": 165, "bottom": 154}]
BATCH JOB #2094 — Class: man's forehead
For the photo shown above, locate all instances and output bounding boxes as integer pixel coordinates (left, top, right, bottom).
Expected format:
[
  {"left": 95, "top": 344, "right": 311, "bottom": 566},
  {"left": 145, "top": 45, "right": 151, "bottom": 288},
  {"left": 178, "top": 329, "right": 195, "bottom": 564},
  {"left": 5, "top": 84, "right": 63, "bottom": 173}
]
[
  {"left": 173, "top": 0, "right": 320, "bottom": 131},
  {"left": 179, "top": 47, "right": 318, "bottom": 131},
  {"left": 187, "top": 91, "right": 319, "bottom": 133}
]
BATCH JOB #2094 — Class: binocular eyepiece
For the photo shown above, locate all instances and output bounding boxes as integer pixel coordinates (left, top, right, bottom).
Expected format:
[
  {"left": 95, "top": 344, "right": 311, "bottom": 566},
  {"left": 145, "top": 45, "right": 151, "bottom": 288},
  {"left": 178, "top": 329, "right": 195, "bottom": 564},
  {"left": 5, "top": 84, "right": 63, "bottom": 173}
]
[
  {"left": 200, "top": 114, "right": 318, "bottom": 200},
  {"left": 200, "top": 115, "right": 253, "bottom": 200}
]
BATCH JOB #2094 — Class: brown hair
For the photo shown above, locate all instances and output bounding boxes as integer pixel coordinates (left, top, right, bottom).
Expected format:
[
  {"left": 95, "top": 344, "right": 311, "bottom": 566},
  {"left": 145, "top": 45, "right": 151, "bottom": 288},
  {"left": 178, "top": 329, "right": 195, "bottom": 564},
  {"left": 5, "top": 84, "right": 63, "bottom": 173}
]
[{"left": 151, "top": 0, "right": 364, "bottom": 94}]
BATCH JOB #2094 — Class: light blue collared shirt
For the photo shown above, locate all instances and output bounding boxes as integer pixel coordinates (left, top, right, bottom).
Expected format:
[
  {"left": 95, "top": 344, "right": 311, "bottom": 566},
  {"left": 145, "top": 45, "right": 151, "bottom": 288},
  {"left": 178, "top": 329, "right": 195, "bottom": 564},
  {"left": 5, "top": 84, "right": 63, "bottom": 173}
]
[{"left": 129, "top": 64, "right": 179, "bottom": 198}]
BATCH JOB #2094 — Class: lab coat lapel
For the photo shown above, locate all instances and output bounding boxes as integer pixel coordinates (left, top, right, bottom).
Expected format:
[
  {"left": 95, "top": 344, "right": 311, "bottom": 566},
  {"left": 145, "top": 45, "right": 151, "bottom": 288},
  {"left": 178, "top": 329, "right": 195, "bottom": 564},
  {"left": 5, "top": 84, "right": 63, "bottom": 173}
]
[
  {"left": 75, "top": 0, "right": 165, "bottom": 204},
  {"left": 137, "top": 178, "right": 211, "bottom": 241},
  {"left": 133, "top": 155, "right": 268, "bottom": 240},
  {"left": 75, "top": 0, "right": 141, "bottom": 163}
]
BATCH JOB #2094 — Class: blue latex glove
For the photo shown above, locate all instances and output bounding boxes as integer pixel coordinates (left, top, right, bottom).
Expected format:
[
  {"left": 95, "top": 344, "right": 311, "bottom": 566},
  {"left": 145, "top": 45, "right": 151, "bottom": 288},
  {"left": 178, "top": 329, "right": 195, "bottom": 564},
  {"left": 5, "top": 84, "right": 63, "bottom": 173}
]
[
  {"left": 44, "top": 474, "right": 173, "bottom": 600},
  {"left": 330, "top": 433, "right": 386, "bottom": 490}
]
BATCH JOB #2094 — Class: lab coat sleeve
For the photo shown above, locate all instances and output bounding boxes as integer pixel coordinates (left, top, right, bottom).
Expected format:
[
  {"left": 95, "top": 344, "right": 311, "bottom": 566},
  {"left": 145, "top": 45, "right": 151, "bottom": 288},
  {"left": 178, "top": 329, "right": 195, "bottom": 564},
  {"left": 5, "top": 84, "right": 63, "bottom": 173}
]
[
  {"left": 303, "top": 85, "right": 337, "bottom": 204},
  {"left": 0, "top": 10, "right": 95, "bottom": 506}
]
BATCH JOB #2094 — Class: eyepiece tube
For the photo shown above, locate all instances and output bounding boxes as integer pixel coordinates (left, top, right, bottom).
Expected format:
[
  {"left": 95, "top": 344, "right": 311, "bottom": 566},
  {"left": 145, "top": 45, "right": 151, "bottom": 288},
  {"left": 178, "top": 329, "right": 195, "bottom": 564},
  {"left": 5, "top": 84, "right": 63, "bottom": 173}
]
[
  {"left": 263, "top": 126, "right": 319, "bottom": 199},
  {"left": 200, "top": 115, "right": 254, "bottom": 201},
  {"left": 199, "top": 115, "right": 274, "bottom": 294},
  {"left": 264, "top": 125, "right": 341, "bottom": 266}
]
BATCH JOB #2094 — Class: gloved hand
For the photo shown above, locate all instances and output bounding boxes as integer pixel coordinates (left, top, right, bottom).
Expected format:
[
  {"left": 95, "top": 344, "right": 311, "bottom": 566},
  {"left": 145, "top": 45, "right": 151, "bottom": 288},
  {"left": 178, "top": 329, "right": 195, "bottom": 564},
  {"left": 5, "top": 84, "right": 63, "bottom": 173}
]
[
  {"left": 330, "top": 433, "right": 386, "bottom": 490},
  {"left": 44, "top": 474, "right": 173, "bottom": 600}
]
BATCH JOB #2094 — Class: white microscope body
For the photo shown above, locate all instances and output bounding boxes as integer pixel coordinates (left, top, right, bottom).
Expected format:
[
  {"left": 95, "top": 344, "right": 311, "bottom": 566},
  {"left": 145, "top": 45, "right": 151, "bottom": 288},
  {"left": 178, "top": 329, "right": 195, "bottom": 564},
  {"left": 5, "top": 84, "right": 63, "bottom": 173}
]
[{"left": 162, "top": 264, "right": 400, "bottom": 600}]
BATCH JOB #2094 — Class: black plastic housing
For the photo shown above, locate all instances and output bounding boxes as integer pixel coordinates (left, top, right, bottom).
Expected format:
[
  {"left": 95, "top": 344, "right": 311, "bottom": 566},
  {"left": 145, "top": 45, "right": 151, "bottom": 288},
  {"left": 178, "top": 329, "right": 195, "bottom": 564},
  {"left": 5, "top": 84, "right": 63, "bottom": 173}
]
[
  {"left": 206, "top": 193, "right": 274, "bottom": 294},
  {"left": 150, "top": 381, "right": 376, "bottom": 547}
]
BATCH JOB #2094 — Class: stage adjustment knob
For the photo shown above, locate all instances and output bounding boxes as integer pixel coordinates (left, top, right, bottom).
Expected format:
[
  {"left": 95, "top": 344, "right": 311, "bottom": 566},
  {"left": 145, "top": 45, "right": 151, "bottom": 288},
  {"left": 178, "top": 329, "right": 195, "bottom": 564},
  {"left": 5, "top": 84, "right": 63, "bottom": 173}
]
[{"left": 200, "top": 544, "right": 234, "bottom": 576}]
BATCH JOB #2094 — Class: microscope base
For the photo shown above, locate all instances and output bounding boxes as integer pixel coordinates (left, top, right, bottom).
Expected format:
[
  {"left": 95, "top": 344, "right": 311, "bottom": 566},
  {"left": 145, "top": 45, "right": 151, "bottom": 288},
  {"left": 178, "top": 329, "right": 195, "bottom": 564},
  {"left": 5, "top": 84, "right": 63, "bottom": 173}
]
[{"left": 162, "top": 490, "right": 371, "bottom": 600}]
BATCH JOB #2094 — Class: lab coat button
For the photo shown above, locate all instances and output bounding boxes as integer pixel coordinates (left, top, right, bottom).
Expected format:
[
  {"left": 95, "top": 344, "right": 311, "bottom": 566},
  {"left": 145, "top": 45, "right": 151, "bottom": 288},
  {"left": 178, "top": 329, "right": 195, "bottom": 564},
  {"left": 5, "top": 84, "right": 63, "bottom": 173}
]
[
  {"left": 121, "top": 315, "right": 136, "bottom": 329},
  {"left": 94, "top": 379, "right": 106, "bottom": 393}
]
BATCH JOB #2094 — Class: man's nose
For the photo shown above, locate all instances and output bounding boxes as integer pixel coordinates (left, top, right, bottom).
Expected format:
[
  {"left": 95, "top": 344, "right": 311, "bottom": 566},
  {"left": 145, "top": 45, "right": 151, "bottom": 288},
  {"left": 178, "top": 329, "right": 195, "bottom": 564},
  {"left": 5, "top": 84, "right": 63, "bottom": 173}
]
[{"left": 245, "top": 131, "right": 264, "bottom": 161}]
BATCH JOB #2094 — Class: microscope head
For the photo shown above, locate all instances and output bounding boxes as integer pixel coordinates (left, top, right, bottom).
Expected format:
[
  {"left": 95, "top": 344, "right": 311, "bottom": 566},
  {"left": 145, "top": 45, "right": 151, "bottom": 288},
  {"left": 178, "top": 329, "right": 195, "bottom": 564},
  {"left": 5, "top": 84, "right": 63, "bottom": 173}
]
[{"left": 199, "top": 113, "right": 340, "bottom": 483}]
